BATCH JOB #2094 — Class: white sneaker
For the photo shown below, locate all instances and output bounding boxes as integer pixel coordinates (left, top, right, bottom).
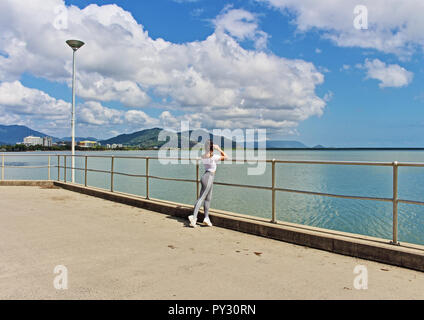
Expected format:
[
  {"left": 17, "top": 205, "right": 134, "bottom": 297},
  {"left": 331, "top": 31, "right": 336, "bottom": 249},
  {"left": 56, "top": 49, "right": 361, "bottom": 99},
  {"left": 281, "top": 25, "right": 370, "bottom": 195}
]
[
  {"left": 188, "top": 215, "right": 197, "bottom": 228},
  {"left": 203, "top": 217, "right": 213, "bottom": 227}
]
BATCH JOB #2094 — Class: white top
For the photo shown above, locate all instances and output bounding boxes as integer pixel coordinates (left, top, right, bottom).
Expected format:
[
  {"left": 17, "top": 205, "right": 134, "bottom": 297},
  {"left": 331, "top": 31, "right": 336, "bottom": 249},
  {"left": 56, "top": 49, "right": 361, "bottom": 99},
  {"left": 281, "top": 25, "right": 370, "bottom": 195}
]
[{"left": 202, "top": 154, "right": 221, "bottom": 173}]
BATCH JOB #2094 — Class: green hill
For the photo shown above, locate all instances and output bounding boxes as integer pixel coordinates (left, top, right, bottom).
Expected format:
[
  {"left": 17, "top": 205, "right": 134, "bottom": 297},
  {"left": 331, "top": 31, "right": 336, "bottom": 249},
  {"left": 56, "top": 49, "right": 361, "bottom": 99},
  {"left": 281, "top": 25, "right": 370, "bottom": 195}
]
[
  {"left": 100, "top": 128, "right": 172, "bottom": 148},
  {"left": 100, "top": 128, "right": 237, "bottom": 149}
]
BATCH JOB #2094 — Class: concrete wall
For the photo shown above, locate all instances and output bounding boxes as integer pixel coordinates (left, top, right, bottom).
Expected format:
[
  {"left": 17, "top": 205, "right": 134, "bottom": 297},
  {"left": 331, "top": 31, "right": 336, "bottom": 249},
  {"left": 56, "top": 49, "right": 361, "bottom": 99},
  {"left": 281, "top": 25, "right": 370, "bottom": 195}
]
[
  {"left": 0, "top": 180, "right": 55, "bottom": 187},
  {"left": 52, "top": 181, "right": 424, "bottom": 272}
]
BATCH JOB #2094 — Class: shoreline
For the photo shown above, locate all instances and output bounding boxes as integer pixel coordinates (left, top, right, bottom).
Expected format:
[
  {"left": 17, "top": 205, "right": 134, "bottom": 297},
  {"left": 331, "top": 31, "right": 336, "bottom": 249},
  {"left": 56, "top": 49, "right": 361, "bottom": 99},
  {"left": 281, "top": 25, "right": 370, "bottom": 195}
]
[{"left": 4, "top": 147, "right": 424, "bottom": 153}]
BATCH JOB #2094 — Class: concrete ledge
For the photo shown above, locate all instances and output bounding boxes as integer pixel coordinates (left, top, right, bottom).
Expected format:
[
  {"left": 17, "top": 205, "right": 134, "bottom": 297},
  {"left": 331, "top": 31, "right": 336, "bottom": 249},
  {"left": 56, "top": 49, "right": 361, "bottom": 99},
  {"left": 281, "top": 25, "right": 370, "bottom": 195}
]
[
  {"left": 0, "top": 180, "right": 55, "bottom": 187},
  {"left": 51, "top": 181, "right": 424, "bottom": 272}
]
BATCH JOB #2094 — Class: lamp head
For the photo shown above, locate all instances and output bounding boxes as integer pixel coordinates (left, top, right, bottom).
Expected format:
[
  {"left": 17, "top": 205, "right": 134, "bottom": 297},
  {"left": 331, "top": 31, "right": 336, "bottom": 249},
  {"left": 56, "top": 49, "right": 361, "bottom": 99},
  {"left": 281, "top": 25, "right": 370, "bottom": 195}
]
[{"left": 66, "top": 40, "right": 85, "bottom": 51}]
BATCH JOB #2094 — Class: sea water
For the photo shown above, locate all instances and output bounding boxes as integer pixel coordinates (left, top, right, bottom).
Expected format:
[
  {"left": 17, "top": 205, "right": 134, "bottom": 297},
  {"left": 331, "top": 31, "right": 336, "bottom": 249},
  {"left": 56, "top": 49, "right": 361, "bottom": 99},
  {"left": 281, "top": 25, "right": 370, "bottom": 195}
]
[{"left": 3, "top": 150, "right": 424, "bottom": 245}]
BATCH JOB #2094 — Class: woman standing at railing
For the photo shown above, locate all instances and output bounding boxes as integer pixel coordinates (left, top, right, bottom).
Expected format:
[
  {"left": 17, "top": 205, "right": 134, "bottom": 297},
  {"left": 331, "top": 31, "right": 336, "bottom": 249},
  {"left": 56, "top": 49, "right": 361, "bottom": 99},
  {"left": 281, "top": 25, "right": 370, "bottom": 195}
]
[{"left": 188, "top": 140, "right": 228, "bottom": 227}]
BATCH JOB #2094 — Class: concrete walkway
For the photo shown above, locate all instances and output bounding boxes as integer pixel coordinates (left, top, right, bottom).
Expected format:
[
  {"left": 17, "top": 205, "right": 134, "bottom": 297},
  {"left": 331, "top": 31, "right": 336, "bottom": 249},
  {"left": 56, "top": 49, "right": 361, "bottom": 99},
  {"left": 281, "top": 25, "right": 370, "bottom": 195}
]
[{"left": 0, "top": 186, "right": 423, "bottom": 300}]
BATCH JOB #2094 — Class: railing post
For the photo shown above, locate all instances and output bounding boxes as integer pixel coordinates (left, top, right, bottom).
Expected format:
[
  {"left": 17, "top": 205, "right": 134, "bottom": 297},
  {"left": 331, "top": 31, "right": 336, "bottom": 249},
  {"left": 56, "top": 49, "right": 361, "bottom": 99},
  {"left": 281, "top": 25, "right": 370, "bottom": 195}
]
[
  {"left": 196, "top": 159, "right": 199, "bottom": 199},
  {"left": 64, "top": 156, "right": 67, "bottom": 183},
  {"left": 146, "top": 157, "right": 149, "bottom": 199},
  {"left": 84, "top": 156, "right": 88, "bottom": 187},
  {"left": 1, "top": 154, "right": 4, "bottom": 181},
  {"left": 271, "top": 159, "right": 276, "bottom": 223},
  {"left": 57, "top": 155, "right": 60, "bottom": 181},
  {"left": 391, "top": 161, "right": 399, "bottom": 245},
  {"left": 48, "top": 155, "right": 51, "bottom": 180},
  {"left": 110, "top": 156, "right": 114, "bottom": 192}
]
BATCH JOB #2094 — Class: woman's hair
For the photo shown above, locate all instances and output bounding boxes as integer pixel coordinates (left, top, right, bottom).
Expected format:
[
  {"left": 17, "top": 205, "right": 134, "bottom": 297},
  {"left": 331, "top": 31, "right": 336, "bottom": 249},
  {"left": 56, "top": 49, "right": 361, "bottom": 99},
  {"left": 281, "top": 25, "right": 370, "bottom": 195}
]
[{"left": 205, "top": 139, "right": 213, "bottom": 152}]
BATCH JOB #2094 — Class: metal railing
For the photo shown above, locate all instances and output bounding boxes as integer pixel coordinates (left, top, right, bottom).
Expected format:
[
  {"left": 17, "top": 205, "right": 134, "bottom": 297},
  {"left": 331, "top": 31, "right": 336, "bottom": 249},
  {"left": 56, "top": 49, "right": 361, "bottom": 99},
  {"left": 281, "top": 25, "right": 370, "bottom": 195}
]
[
  {"left": 2, "top": 153, "right": 424, "bottom": 245},
  {"left": 1, "top": 154, "right": 53, "bottom": 181}
]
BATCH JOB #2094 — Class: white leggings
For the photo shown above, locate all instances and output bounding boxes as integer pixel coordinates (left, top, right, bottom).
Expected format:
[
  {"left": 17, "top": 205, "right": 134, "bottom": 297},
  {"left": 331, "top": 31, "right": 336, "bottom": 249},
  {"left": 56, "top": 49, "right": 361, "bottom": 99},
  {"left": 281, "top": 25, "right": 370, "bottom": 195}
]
[{"left": 193, "top": 171, "right": 215, "bottom": 220}]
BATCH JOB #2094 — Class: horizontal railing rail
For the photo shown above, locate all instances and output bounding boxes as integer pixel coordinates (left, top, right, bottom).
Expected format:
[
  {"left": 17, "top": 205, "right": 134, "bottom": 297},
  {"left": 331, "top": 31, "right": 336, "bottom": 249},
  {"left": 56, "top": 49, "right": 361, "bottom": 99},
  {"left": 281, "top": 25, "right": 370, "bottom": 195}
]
[
  {"left": 2, "top": 153, "right": 424, "bottom": 245},
  {"left": 4, "top": 165, "right": 50, "bottom": 168}
]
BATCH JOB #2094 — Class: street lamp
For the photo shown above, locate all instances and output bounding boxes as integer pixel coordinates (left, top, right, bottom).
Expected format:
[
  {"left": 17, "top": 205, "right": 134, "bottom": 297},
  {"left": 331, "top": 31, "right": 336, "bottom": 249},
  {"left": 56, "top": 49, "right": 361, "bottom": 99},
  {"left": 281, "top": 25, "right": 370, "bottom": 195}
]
[{"left": 66, "top": 39, "right": 84, "bottom": 183}]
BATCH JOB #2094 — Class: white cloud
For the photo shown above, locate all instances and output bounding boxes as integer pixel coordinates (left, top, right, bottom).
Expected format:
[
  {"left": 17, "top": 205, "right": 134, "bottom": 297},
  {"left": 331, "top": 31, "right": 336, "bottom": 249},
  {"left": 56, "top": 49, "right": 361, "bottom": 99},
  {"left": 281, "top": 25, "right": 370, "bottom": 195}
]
[
  {"left": 0, "top": 0, "right": 327, "bottom": 134},
  {"left": 213, "top": 7, "right": 269, "bottom": 50},
  {"left": 323, "top": 91, "right": 334, "bottom": 102},
  {"left": 358, "top": 59, "right": 413, "bottom": 88},
  {"left": 0, "top": 80, "right": 186, "bottom": 137},
  {"left": 124, "top": 110, "right": 159, "bottom": 127},
  {"left": 76, "top": 73, "right": 150, "bottom": 108},
  {"left": 108, "top": 130, "right": 120, "bottom": 136},
  {"left": 159, "top": 111, "right": 181, "bottom": 130},
  {"left": 191, "top": 8, "right": 204, "bottom": 17},
  {"left": 0, "top": 80, "right": 70, "bottom": 119},
  {"left": 0, "top": 111, "right": 23, "bottom": 126},
  {"left": 78, "top": 101, "right": 123, "bottom": 126},
  {"left": 259, "top": 0, "right": 424, "bottom": 58},
  {"left": 0, "top": 80, "right": 72, "bottom": 135},
  {"left": 173, "top": 0, "right": 199, "bottom": 3},
  {"left": 341, "top": 64, "right": 351, "bottom": 71}
]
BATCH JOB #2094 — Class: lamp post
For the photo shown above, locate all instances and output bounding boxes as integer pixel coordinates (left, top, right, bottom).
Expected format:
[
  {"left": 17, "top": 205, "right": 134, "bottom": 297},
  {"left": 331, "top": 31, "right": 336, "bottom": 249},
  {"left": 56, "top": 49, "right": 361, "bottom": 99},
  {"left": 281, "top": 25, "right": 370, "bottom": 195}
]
[{"left": 66, "top": 39, "right": 84, "bottom": 183}]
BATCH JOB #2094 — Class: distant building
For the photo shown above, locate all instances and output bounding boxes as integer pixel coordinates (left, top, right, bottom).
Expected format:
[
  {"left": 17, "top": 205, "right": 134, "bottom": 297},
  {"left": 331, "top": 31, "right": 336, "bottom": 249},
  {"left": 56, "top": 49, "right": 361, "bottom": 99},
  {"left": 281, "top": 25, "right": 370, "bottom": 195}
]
[
  {"left": 78, "top": 140, "right": 98, "bottom": 148},
  {"left": 43, "top": 136, "right": 52, "bottom": 147},
  {"left": 23, "top": 136, "right": 43, "bottom": 146},
  {"left": 106, "top": 143, "right": 123, "bottom": 149}
]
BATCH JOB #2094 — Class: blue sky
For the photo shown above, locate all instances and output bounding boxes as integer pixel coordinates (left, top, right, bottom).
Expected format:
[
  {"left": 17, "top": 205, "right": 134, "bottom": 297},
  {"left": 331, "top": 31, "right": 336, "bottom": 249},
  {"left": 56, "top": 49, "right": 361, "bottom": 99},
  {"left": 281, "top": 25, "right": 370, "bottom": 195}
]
[{"left": 0, "top": 0, "right": 423, "bottom": 146}]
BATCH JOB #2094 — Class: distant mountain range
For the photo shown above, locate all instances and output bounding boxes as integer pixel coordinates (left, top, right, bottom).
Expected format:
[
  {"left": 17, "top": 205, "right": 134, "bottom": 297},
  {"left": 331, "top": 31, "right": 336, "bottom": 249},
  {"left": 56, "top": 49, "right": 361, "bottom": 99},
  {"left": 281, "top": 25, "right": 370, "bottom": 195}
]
[
  {"left": 102, "top": 128, "right": 314, "bottom": 149},
  {"left": 100, "top": 128, "right": 169, "bottom": 148},
  {"left": 0, "top": 124, "right": 320, "bottom": 149},
  {"left": 0, "top": 125, "right": 58, "bottom": 144},
  {"left": 265, "top": 140, "right": 308, "bottom": 148},
  {"left": 0, "top": 125, "right": 100, "bottom": 145},
  {"left": 99, "top": 128, "right": 237, "bottom": 149}
]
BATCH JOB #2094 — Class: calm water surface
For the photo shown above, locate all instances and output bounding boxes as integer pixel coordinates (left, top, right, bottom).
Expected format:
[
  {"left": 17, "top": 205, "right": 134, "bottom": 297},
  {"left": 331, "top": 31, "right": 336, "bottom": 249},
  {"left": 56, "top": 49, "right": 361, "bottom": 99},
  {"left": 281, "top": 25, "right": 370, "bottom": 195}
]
[{"left": 3, "top": 150, "right": 424, "bottom": 245}]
